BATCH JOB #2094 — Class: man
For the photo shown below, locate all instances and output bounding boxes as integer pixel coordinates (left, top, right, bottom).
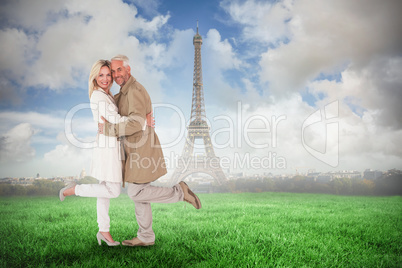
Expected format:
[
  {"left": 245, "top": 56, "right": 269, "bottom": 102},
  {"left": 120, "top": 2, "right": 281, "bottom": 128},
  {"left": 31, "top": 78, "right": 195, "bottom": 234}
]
[{"left": 101, "top": 54, "right": 201, "bottom": 247}]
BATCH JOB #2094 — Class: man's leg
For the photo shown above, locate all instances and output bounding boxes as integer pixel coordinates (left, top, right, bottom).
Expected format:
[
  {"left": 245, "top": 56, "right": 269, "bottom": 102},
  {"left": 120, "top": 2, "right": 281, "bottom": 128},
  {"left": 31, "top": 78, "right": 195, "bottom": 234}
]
[
  {"left": 133, "top": 182, "right": 201, "bottom": 208},
  {"left": 134, "top": 201, "right": 154, "bottom": 243},
  {"left": 125, "top": 183, "right": 155, "bottom": 244},
  {"left": 125, "top": 182, "right": 185, "bottom": 245},
  {"left": 124, "top": 182, "right": 201, "bottom": 246},
  {"left": 131, "top": 183, "right": 184, "bottom": 203}
]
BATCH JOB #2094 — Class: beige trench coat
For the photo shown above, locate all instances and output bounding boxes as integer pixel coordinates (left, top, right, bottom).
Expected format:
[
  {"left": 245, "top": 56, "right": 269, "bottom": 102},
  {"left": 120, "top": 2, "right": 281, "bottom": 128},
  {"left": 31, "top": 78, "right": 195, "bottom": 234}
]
[{"left": 104, "top": 76, "right": 167, "bottom": 184}]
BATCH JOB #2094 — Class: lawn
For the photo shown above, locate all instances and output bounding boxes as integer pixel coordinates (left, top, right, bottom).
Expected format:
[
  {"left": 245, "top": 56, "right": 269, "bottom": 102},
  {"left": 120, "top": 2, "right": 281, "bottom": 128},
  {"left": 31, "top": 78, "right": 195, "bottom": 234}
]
[{"left": 1, "top": 192, "right": 401, "bottom": 267}]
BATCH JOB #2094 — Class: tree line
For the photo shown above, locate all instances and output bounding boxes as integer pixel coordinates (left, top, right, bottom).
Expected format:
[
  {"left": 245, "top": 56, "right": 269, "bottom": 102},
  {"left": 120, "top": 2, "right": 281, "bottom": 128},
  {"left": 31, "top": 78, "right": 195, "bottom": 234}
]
[
  {"left": 1, "top": 171, "right": 401, "bottom": 196},
  {"left": 211, "top": 170, "right": 402, "bottom": 196},
  {"left": 0, "top": 177, "right": 98, "bottom": 197}
]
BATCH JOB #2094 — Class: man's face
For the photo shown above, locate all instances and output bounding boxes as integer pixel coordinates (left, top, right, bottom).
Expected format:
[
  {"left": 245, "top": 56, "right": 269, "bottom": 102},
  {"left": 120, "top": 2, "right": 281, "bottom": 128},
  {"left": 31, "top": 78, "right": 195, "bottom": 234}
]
[{"left": 111, "top": 60, "right": 131, "bottom": 86}]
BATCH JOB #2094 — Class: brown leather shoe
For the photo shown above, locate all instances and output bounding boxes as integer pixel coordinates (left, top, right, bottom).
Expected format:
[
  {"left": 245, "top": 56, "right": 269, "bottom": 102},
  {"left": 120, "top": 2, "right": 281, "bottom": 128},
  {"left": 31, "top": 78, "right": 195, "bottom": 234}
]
[
  {"left": 179, "top": 181, "right": 202, "bottom": 209},
  {"left": 122, "top": 237, "right": 154, "bottom": 247}
]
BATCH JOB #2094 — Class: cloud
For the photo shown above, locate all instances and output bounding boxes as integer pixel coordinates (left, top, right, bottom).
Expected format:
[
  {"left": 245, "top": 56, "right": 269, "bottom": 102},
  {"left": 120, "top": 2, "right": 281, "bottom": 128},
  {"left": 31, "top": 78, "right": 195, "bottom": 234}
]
[
  {"left": 0, "top": 123, "right": 35, "bottom": 162},
  {"left": 0, "top": 111, "right": 64, "bottom": 130},
  {"left": 221, "top": 0, "right": 292, "bottom": 45},
  {"left": 0, "top": 78, "right": 23, "bottom": 106},
  {"left": 0, "top": 0, "right": 64, "bottom": 31},
  {"left": 0, "top": 109, "right": 97, "bottom": 176},
  {"left": 0, "top": 28, "right": 36, "bottom": 104},
  {"left": 43, "top": 132, "right": 92, "bottom": 177},
  {"left": 1, "top": 0, "right": 401, "bottom": 177},
  {"left": 0, "top": 0, "right": 180, "bottom": 176},
  {"left": 125, "top": 0, "right": 161, "bottom": 17},
  {"left": 259, "top": 0, "right": 402, "bottom": 95},
  {"left": 0, "top": 0, "right": 172, "bottom": 102},
  {"left": 0, "top": 28, "right": 35, "bottom": 78},
  {"left": 200, "top": 29, "right": 246, "bottom": 110},
  {"left": 211, "top": 0, "right": 402, "bottom": 173},
  {"left": 309, "top": 57, "right": 402, "bottom": 129},
  {"left": 0, "top": 109, "right": 95, "bottom": 150},
  {"left": 204, "top": 29, "right": 242, "bottom": 70}
]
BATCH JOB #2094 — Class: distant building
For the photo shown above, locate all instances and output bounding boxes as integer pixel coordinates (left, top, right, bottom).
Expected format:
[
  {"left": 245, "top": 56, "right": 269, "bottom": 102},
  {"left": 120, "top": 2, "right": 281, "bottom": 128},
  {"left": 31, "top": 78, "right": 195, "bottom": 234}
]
[
  {"left": 331, "top": 170, "right": 361, "bottom": 179},
  {"left": 308, "top": 170, "right": 361, "bottom": 182},
  {"left": 79, "top": 168, "right": 86, "bottom": 179},
  {"left": 263, "top": 172, "right": 274, "bottom": 178},
  {"left": 363, "top": 169, "right": 382, "bottom": 180},
  {"left": 316, "top": 174, "right": 332, "bottom": 183},
  {"left": 230, "top": 172, "right": 245, "bottom": 178},
  {"left": 307, "top": 172, "right": 321, "bottom": 179}
]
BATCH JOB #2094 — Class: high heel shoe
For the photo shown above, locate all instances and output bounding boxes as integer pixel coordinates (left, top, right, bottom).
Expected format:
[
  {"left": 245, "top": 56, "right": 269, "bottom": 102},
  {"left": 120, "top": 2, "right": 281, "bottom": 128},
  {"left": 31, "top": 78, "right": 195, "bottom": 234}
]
[
  {"left": 96, "top": 232, "right": 120, "bottom": 246},
  {"left": 59, "top": 182, "right": 76, "bottom": 202}
]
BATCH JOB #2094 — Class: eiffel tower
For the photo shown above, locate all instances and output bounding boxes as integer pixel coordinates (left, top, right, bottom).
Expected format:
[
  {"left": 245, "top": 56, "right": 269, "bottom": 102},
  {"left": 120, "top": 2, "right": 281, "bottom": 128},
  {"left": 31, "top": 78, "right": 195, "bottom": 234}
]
[{"left": 170, "top": 23, "right": 227, "bottom": 185}]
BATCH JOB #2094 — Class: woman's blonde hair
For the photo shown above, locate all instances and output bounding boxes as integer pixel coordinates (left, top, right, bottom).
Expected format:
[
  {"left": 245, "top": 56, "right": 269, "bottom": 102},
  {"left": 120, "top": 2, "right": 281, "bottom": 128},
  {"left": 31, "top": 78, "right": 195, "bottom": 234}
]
[{"left": 88, "top": 59, "right": 112, "bottom": 98}]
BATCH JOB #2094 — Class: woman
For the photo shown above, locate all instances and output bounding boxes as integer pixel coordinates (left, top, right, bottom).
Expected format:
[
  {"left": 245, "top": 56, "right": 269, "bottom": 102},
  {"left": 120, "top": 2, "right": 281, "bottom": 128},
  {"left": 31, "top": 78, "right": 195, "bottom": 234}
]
[{"left": 59, "top": 59, "right": 151, "bottom": 246}]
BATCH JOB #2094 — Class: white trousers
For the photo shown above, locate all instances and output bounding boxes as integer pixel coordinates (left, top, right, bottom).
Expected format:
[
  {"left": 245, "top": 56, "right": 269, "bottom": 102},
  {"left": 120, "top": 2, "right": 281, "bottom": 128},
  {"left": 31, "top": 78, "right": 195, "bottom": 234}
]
[
  {"left": 127, "top": 183, "right": 184, "bottom": 243},
  {"left": 75, "top": 181, "right": 121, "bottom": 232}
]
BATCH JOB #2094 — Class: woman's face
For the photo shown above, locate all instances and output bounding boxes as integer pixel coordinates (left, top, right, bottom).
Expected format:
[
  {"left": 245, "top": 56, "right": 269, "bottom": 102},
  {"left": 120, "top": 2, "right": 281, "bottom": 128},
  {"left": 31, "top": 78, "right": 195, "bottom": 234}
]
[{"left": 96, "top": 66, "right": 112, "bottom": 90}]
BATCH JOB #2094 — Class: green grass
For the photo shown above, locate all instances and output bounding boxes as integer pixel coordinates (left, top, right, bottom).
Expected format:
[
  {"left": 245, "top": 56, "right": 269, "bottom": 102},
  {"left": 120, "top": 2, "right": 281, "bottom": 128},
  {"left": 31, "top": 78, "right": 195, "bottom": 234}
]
[{"left": 1, "top": 192, "right": 401, "bottom": 267}]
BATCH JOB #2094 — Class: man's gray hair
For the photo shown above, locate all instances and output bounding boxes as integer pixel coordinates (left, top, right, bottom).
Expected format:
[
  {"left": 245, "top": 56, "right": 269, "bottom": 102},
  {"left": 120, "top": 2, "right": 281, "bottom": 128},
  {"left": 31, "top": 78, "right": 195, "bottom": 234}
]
[{"left": 111, "top": 54, "right": 130, "bottom": 67}]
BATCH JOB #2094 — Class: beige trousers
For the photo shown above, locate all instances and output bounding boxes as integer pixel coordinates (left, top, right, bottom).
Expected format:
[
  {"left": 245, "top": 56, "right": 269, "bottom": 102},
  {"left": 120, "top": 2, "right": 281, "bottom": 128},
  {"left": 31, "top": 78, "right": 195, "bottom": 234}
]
[{"left": 127, "top": 182, "right": 184, "bottom": 243}]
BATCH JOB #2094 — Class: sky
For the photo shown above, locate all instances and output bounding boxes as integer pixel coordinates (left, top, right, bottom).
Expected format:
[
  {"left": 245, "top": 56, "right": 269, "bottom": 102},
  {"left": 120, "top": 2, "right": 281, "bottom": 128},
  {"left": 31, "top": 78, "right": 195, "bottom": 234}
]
[{"left": 0, "top": 0, "right": 401, "bottom": 179}]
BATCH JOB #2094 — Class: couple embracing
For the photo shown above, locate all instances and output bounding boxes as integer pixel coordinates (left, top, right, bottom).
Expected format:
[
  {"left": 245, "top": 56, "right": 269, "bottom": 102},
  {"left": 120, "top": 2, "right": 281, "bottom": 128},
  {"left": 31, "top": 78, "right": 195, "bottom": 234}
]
[{"left": 59, "top": 55, "right": 201, "bottom": 247}]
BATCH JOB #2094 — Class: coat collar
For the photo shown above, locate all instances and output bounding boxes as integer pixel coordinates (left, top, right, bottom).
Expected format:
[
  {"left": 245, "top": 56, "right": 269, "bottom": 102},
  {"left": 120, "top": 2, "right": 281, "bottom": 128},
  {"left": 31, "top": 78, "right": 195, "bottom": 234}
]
[
  {"left": 97, "top": 88, "right": 116, "bottom": 103},
  {"left": 97, "top": 88, "right": 111, "bottom": 96},
  {"left": 120, "top": 75, "right": 136, "bottom": 95}
]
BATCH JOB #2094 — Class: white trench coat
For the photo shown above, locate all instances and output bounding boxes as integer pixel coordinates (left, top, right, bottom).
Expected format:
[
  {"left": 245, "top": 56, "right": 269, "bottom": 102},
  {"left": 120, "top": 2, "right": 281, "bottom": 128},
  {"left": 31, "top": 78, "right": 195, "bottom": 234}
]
[{"left": 89, "top": 88, "right": 127, "bottom": 183}]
